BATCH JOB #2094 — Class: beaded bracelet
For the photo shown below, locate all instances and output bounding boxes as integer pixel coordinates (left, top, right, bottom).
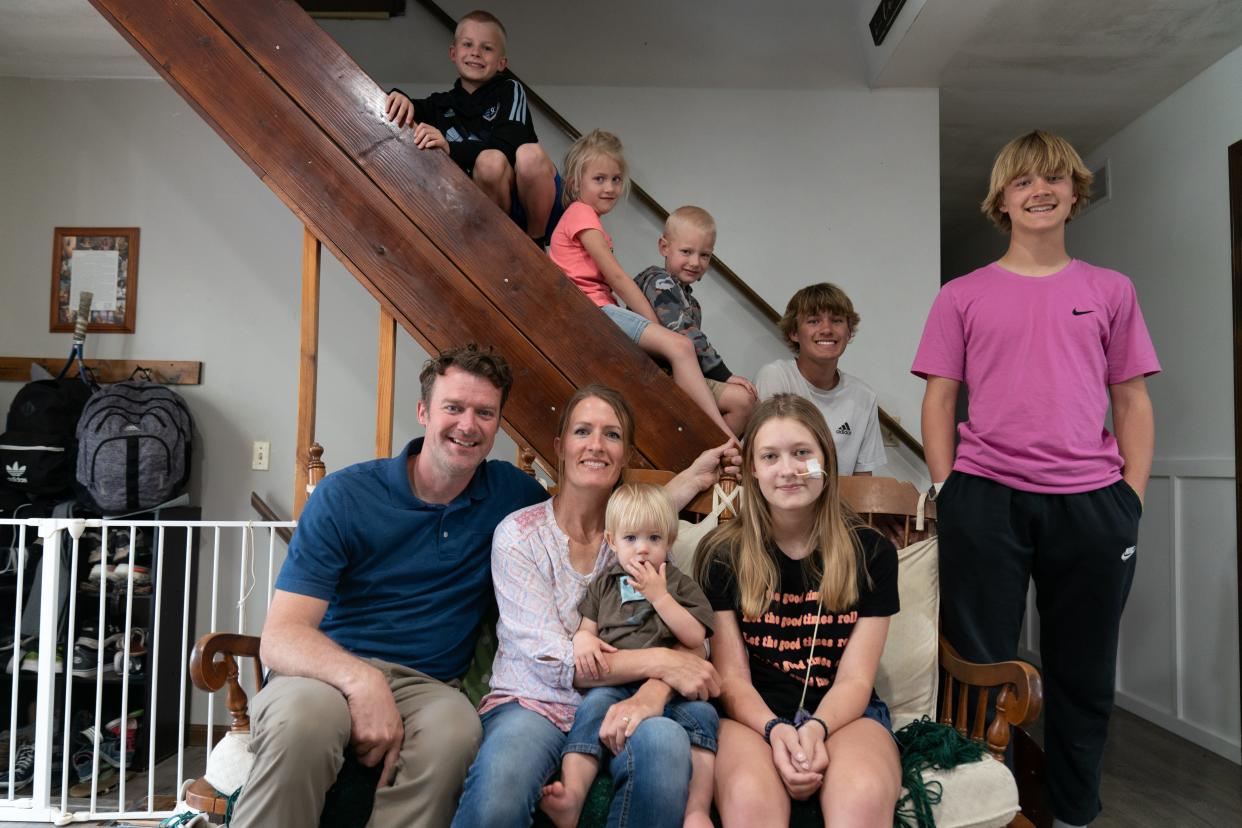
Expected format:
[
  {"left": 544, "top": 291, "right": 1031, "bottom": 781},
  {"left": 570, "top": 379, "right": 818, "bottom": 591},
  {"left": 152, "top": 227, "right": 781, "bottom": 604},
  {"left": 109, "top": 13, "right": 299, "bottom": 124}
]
[
  {"left": 797, "top": 716, "right": 830, "bottom": 741},
  {"left": 763, "top": 717, "right": 794, "bottom": 744}
]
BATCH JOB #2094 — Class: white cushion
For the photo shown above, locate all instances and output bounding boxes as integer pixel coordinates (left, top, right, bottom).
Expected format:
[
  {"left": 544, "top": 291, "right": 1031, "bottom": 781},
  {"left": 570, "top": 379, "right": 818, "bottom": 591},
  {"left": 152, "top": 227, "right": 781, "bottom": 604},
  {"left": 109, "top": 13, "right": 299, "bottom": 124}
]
[
  {"left": 670, "top": 485, "right": 742, "bottom": 570},
  {"left": 908, "top": 756, "right": 1020, "bottom": 828},
  {"left": 203, "top": 730, "right": 254, "bottom": 797},
  {"left": 876, "top": 534, "right": 940, "bottom": 725}
]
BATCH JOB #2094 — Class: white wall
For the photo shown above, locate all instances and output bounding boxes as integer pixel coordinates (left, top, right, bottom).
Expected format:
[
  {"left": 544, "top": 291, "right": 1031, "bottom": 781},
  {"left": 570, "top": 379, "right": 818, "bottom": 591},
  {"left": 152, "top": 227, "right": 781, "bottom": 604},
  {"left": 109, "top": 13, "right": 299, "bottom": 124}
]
[
  {"left": 1069, "top": 43, "right": 1241, "bottom": 762},
  {"left": 947, "top": 45, "right": 1242, "bottom": 761}
]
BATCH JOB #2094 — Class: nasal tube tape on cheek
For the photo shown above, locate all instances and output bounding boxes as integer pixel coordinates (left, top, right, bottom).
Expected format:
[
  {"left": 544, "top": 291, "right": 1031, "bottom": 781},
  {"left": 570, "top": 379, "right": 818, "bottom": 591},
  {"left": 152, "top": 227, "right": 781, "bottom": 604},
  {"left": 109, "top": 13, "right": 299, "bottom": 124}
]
[{"left": 797, "top": 459, "right": 823, "bottom": 478}]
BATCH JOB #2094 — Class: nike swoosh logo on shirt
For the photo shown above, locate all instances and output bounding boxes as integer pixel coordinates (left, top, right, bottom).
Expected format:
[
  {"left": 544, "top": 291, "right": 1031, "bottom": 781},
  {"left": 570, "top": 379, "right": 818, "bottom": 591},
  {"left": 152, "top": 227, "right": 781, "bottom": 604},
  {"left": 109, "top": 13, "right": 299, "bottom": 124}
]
[{"left": 1072, "top": 308, "right": 1094, "bottom": 316}]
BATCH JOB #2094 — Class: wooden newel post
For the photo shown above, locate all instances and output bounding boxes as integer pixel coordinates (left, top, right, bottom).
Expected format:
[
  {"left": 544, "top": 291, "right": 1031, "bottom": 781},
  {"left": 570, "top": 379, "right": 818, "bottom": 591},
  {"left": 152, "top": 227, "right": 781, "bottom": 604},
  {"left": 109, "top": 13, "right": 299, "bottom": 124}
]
[
  {"left": 294, "top": 226, "right": 321, "bottom": 518},
  {"left": 518, "top": 446, "right": 539, "bottom": 478},
  {"left": 307, "top": 442, "right": 325, "bottom": 494},
  {"left": 718, "top": 471, "right": 738, "bottom": 522}
]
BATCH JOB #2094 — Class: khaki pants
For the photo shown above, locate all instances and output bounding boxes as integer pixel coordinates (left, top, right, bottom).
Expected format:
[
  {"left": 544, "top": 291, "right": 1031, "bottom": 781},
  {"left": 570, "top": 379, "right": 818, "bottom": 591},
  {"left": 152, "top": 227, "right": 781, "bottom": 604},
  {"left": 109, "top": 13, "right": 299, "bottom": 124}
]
[{"left": 229, "top": 658, "right": 482, "bottom": 828}]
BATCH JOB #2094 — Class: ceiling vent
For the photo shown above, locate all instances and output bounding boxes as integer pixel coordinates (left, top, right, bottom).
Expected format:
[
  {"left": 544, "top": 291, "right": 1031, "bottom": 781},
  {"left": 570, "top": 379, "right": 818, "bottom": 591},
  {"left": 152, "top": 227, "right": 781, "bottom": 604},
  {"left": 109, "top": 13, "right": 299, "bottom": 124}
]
[
  {"left": 297, "top": 1, "right": 406, "bottom": 18},
  {"left": 870, "top": 0, "right": 909, "bottom": 46}
]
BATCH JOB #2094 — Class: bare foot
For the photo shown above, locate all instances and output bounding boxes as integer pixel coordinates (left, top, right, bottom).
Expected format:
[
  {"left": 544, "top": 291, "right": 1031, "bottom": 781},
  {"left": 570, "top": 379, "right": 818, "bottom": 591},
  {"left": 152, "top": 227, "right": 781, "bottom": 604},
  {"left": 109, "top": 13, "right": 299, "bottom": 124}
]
[
  {"left": 538, "top": 780, "right": 585, "bottom": 828},
  {"left": 683, "top": 809, "right": 714, "bottom": 828}
]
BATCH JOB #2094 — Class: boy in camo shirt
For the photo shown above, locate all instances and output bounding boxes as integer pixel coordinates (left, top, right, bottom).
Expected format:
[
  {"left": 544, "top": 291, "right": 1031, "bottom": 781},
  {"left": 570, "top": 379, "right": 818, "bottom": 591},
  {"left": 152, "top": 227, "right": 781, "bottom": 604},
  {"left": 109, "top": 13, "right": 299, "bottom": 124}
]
[{"left": 634, "top": 206, "right": 757, "bottom": 434}]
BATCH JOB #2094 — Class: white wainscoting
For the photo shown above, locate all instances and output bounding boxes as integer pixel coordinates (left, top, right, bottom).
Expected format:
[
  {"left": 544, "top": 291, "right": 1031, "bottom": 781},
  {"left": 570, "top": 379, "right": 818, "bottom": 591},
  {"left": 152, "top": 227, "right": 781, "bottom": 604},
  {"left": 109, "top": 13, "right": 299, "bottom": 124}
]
[{"left": 1019, "top": 458, "right": 1240, "bottom": 763}]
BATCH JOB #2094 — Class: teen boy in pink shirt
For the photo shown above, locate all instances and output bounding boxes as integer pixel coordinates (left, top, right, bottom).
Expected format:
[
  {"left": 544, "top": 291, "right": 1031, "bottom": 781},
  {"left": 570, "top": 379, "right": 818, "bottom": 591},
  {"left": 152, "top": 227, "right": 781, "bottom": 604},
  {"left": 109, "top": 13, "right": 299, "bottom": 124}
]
[{"left": 912, "top": 131, "right": 1159, "bottom": 828}]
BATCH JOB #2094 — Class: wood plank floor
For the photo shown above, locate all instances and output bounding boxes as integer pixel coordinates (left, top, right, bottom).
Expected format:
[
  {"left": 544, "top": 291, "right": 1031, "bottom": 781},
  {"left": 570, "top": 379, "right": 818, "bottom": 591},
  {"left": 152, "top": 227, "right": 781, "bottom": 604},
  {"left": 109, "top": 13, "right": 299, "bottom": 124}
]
[
  {"left": 0, "top": 709, "right": 1237, "bottom": 826},
  {"left": 1025, "top": 707, "right": 1240, "bottom": 827}
]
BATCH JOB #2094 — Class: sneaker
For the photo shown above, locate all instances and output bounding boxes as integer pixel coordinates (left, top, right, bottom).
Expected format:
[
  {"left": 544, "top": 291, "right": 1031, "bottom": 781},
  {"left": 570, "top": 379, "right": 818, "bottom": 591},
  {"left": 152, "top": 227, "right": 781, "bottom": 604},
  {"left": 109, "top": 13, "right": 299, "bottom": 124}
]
[
  {"left": 11, "top": 647, "right": 63, "bottom": 674},
  {"left": 80, "top": 711, "right": 142, "bottom": 746},
  {"left": 112, "top": 628, "right": 148, "bottom": 677},
  {"left": 0, "top": 742, "right": 34, "bottom": 791},
  {"left": 81, "top": 563, "right": 117, "bottom": 592},
  {"left": 111, "top": 564, "right": 151, "bottom": 588},
  {"left": 0, "top": 722, "right": 34, "bottom": 765},
  {"left": 71, "top": 623, "right": 123, "bottom": 678},
  {"left": 98, "top": 735, "right": 135, "bottom": 769},
  {"left": 95, "top": 716, "right": 138, "bottom": 769},
  {"left": 68, "top": 760, "right": 121, "bottom": 797},
  {"left": 109, "top": 528, "right": 152, "bottom": 567}
]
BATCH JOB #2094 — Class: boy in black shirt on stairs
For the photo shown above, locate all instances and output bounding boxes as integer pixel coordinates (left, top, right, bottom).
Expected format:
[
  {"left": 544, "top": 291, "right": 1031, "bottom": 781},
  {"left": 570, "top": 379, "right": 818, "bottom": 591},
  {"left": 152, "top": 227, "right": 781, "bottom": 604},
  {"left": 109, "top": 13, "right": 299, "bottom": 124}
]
[{"left": 385, "top": 9, "right": 561, "bottom": 245}]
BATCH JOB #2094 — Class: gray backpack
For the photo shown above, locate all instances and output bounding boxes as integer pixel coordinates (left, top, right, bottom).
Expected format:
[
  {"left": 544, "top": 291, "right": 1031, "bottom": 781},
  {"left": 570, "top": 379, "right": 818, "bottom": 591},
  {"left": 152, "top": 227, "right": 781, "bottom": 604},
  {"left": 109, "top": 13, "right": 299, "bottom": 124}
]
[{"left": 74, "top": 381, "right": 193, "bottom": 514}]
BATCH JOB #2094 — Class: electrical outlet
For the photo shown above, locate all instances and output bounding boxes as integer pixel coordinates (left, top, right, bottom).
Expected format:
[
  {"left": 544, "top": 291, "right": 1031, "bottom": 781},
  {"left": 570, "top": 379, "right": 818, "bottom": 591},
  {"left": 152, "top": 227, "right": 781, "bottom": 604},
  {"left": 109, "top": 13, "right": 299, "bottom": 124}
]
[{"left": 252, "top": 440, "right": 271, "bottom": 471}]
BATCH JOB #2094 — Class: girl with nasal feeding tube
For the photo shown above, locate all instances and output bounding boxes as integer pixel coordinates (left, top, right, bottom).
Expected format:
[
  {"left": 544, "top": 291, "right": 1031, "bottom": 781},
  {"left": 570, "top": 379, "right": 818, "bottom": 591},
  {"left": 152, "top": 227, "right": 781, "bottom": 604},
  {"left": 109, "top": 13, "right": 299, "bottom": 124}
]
[
  {"left": 694, "top": 393, "right": 902, "bottom": 827},
  {"left": 548, "top": 130, "right": 740, "bottom": 443},
  {"left": 451, "top": 385, "right": 738, "bottom": 828}
]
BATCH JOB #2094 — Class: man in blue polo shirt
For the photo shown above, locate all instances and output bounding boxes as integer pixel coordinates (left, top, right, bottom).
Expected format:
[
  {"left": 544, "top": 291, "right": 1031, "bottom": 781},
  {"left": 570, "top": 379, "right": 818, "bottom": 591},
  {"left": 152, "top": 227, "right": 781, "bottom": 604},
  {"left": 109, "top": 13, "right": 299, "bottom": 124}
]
[{"left": 231, "top": 345, "right": 547, "bottom": 828}]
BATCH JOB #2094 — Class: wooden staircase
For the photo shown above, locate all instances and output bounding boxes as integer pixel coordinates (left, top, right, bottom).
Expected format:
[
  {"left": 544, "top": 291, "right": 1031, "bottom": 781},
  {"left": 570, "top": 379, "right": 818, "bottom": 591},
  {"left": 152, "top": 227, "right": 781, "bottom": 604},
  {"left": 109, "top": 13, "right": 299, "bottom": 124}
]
[{"left": 87, "top": 0, "right": 725, "bottom": 472}]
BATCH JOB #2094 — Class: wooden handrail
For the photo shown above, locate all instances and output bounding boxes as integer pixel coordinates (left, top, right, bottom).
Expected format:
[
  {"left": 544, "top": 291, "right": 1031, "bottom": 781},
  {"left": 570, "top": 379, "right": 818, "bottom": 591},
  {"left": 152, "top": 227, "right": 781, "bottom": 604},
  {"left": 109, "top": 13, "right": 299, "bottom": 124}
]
[
  {"left": 249, "top": 492, "right": 293, "bottom": 544},
  {"left": 413, "top": 0, "right": 925, "bottom": 463}
]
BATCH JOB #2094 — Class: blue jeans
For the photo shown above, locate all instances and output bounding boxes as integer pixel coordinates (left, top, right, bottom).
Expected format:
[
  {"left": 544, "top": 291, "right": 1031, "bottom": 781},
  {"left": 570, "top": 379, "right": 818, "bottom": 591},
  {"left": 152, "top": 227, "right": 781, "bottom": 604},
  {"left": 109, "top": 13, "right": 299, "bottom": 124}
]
[
  {"left": 564, "top": 684, "right": 718, "bottom": 758},
  {"left": 452, "top": 699, "right": 693, "bottom": 828}
]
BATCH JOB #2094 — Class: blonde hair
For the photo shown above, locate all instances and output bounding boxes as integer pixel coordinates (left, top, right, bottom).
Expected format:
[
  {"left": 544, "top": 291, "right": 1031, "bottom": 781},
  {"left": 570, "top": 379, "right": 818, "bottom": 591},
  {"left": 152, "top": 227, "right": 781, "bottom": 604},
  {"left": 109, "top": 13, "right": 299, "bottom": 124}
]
[
  {"left": 778, "top": 283, "right": 860, "bottom": 354},
  {"left": 605, "top": 483, "right": 679, "bottom": 543},
  {"left": 694, "top": 394, "right": 865, "bottom": 619},
  {"left": 981, "top": 130, "right": 1093, "bottom": 232},
  {"left": 454, "top": 10, "right": 507, "bottom": 54},
  {"left": 562, "top": 129, "right": 629, "bottom": 208},
  {"left": 664, "top": 206, "right": 716, "bottom": 241}
]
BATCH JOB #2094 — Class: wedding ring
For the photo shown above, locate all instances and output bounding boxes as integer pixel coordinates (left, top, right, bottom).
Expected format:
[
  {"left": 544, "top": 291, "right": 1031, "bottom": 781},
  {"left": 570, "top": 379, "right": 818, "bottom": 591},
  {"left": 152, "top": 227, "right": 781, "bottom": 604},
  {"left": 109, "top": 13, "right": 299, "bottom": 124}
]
[{"left": 622, "top": 716, "right": 632, "bottom": 723}]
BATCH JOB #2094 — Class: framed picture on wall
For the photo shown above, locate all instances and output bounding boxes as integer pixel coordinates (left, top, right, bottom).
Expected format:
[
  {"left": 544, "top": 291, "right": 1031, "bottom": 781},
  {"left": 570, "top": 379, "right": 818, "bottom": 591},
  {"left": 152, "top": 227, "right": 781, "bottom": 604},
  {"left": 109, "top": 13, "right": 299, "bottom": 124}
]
[{"left": 49, "top": 227, "right": 139, "bottom": 334}]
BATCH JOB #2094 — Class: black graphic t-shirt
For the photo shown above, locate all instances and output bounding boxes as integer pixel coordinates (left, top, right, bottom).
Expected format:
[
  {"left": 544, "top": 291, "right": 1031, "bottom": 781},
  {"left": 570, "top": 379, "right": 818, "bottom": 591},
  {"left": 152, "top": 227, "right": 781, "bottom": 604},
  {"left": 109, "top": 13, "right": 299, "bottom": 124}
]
[{"left": 703, "top": 528, "right": 898, "bottom": 718}]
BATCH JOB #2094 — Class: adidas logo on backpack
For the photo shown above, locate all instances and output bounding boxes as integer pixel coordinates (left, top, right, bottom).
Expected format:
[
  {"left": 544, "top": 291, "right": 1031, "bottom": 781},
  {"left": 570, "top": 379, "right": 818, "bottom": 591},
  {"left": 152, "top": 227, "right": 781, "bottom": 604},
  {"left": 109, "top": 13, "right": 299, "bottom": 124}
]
[{"left": 5, "top": 462, "right": 27, "bottom": 484}]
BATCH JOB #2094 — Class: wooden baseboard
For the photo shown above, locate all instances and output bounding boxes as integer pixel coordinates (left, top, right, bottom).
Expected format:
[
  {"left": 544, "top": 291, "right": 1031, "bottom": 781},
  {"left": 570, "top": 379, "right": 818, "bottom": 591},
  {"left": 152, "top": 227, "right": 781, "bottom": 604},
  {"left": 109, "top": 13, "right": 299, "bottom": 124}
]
[{"left": 186, "top": 724, "right": 210, "bottom": 746}]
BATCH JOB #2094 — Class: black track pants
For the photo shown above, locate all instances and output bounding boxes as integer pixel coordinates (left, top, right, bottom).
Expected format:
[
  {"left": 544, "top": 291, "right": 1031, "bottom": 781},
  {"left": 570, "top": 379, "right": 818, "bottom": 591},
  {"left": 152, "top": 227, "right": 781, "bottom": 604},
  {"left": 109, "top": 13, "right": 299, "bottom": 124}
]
[{"left": 936, "top": 471, "right": 1141, "bottom": 825}]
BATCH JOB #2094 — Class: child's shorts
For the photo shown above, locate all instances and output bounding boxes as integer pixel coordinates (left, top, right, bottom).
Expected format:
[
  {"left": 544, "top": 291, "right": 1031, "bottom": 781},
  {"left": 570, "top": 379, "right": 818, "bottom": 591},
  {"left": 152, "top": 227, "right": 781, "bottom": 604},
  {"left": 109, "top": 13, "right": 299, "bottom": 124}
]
[
  {"left": 601, "top": 304, "right": 651, "bottom": 343},
  {"left": 863, "top": 696, "right": 894, "bottom": 732},
  {"left": 563, "top": 683, "right": 719, "bottom": 759},
  {"left": 509, "top": 170, "right": 564, "bottom": 239},
  {"left": 706, "top": 379, "right": 727, "bottom": 403}
]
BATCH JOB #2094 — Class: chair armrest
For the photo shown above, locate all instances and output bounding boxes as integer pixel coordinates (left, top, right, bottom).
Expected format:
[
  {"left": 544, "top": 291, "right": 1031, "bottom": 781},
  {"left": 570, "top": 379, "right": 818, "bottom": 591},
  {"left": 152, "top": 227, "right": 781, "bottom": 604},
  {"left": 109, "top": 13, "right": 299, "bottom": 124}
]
[
  {"left": 938, "top": 635, "right": 1044, "bottom": 758},
  {"left": 189, "top": 632, "right": 264, "bottom": 734}
]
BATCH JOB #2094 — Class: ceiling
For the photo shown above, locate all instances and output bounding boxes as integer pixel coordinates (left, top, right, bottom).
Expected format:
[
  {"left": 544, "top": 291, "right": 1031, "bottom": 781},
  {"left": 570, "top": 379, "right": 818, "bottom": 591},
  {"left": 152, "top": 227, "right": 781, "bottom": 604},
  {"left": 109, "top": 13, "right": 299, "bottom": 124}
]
[
  {"left": 4, "top": 0, "right": 1242, "bottom": 253},
  {"left": 937, "top": 0, "right": 1242, "bottom": 248}
]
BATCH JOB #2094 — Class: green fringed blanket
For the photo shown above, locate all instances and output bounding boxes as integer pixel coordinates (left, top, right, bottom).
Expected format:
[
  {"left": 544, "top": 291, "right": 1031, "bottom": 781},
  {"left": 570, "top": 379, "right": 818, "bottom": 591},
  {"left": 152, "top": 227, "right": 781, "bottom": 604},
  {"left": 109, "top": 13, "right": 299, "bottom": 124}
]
[{"left": 892, "top": 717, "right": 989, "bottom": 828}]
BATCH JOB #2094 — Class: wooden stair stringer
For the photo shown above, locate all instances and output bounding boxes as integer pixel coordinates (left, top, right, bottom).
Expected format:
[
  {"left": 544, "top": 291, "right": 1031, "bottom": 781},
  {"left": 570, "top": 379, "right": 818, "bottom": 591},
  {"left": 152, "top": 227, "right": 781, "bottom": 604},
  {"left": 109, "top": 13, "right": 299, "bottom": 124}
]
[{"left": 88, "top": 0, "right": 727, "bottom": 472}]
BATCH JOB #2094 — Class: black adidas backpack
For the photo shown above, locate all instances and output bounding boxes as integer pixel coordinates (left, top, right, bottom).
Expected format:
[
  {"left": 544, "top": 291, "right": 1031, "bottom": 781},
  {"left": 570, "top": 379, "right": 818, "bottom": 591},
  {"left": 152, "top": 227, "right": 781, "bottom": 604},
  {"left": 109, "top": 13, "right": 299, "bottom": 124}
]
[
  {"left": 74, "top": 380, "right": 193, "bottom": 514},
  {"left": 0, "top": 378, "right": 94, "bottom": 497}
]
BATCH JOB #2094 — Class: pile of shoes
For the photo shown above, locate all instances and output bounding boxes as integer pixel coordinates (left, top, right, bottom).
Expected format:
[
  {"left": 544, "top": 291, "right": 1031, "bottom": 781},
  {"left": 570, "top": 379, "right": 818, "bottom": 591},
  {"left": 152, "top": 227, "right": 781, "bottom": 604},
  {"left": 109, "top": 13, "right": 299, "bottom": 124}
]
[
  {"left": 79, "top": 527, "right": 153, "bottom": 595},
  {"left": 70, "top": 621, "right": 148, "bottom": 679},
  {"left": 68, "top": 710, "right": 137, "bottom": 797},
  {"left": 67, "top": 715, "right": 140, "bottom": 794}
]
